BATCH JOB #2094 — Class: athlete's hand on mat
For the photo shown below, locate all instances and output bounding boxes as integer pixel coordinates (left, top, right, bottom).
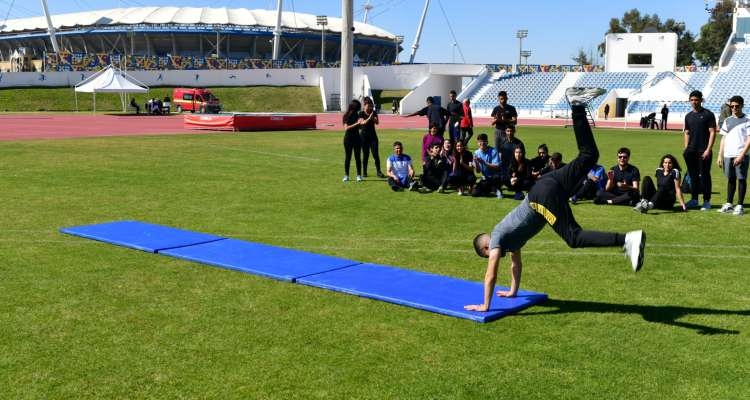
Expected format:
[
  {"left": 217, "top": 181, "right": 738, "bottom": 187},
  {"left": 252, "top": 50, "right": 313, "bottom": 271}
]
[
  {"left": 496, "top": 290, "right": 517, "bottom": 298},
  {"left": 464, "top": 304, "right": 489, "bottom": 312}
]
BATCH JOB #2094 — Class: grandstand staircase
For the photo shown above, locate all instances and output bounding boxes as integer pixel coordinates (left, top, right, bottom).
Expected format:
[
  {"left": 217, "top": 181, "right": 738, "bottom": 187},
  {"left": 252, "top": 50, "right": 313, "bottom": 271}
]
[{"left": 327, "top": 93, "right": 341, "bottom": 111}]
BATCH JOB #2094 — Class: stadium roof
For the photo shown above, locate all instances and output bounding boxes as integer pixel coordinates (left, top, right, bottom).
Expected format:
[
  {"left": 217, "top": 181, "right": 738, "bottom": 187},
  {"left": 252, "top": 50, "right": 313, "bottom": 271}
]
[{"left": 0, "top": 7, "right": 396, "bottom": 40}]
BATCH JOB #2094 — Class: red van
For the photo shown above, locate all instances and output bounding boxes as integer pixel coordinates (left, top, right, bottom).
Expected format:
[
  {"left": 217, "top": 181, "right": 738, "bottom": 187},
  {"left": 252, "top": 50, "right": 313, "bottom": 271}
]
[{"left": 172, "top": 88, "right": 222, "bottom": 113}]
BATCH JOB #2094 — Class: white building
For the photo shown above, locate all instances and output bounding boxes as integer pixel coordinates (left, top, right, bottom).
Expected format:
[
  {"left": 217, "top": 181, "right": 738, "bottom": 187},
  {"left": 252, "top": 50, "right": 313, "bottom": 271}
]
[{"left": 604, "top": 32, "right": 678, "bottom": 73}]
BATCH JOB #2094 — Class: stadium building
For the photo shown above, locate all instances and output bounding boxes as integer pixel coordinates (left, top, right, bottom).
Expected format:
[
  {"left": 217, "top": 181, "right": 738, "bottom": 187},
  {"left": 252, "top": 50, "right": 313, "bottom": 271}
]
[{"left": 0, "top": 6, "right": 402, "bottom": 70}]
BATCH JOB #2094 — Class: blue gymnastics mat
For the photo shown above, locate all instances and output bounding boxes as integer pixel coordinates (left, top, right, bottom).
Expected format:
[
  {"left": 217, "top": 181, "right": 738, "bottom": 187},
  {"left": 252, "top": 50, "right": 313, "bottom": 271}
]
[
  {"left": 60, "top": 220, "right": 225, "bottom": 253},
  {"left": 159, "top": 238, "right": 361, "bottom": 282},
  {"left": 297, "top": 263, "right": 547, "bottom": 323}
]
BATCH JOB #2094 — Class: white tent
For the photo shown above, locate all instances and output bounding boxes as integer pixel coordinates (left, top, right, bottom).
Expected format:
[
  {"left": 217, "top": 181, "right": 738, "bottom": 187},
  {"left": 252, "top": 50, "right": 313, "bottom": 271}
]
[
  {"left": 74, "top": 65, "right": 148, "bottom": 112},
  {"left": 628, "top": 77, "right": 690, "bottom": 103}
]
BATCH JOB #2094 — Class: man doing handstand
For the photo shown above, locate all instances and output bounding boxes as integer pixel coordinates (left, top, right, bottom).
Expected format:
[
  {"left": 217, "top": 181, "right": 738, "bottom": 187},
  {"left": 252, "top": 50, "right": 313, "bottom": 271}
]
[{"left": 465, "top": 88, "right": 645, "bottom": 312}]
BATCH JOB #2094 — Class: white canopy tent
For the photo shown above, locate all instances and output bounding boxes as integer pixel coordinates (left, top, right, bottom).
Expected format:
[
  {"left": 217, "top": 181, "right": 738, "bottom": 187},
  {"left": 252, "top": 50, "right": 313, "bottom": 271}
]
[
  {"left": 624, "top": 74, "right": 692, "bottom": 129},
  {"left": 74, "top": 65, "right": 148, "bottom": 112}
]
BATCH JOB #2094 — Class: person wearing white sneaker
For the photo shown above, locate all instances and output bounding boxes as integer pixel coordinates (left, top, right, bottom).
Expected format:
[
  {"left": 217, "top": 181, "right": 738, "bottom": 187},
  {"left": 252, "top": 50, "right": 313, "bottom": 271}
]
[
  {"left": 465, "top": 89, "right": 645, "bottom": 312},
  {"left": 385, "top": 141, "right": 416, "bottom": 192},
  {"left": 717, "top": 95, "right": 750, "bottom": 216},
  {"left": 683, "top": 90, "right": 717, "bottom": 212}
]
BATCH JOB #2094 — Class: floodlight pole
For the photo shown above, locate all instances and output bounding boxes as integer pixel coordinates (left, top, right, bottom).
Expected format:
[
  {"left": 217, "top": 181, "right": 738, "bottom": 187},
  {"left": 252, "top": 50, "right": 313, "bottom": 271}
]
[
  {"left": 516, "top": 29, "right": 527, "bottom": 72},
  {"left": 316, "top": 16, "right": 328, "bottom": 64},
  {"left": 272, "top": 0, "right": 283, "bottom": 60},
  {"left": 40, "top": 0, "right": 60, "bottom": 53},
  {"left": 340, "top": 0, "right": 354, "bottom": 111},
  {"left": 409, "top": 0, "right": 430, "bottom": 63}
]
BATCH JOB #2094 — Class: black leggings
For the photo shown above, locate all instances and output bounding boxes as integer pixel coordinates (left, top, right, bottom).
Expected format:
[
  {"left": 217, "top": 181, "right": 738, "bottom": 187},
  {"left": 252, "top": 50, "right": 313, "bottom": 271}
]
[
  {"left": 343, "top": 132, "right": 362, "bottom": 176},
  {"left": 361, "top": 133, "right": 382, "bottom": 174},
  {"left": 528, "top": 105, "right": 624, "bottom": 248},
  {"left": 641, "top": 176, "right": 677, "bottom": 210}
]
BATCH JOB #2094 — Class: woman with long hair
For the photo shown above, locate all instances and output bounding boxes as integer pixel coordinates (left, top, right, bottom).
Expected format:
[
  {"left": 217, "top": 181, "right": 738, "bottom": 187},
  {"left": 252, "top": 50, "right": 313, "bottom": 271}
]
[
  {"left": 359, "top": 100, "right": 384, "bottom": 178},
  {"left": 634, "top": 154, "right": 686, "bottom": 212},
  {"left": 450, "top": 139, "right": 477, "bottom": 195},
  {"left": 342, "top": 99, "right": 363, "bottom": 182}
]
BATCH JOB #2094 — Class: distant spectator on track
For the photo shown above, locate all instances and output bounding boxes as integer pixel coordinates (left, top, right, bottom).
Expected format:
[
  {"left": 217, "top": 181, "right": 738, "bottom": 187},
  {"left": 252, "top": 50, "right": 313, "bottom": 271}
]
[
  {"left": 490, "top": 91, "right": 518, "bottom": 151},
  {"left": 604, "top": 103, "right": 610, "bottom": 120},
  {"left": 660, "top": 104, "right": 669, "bottom": 130},
  {"left": 405, "top": 96, "right": 449, "bottom": 138},
  {"left": 130, "top": 97, "right": 140, "bottom": 115}
]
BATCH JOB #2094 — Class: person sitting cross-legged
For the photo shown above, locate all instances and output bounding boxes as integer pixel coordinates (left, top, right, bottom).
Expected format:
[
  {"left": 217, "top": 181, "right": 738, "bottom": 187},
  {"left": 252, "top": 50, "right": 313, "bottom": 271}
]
[
  {"left": 420, "top": 143, "right": 450, "bottom": 192},
  {"left": 471, "top": 133, "right": 503, "bottom": 198},
  {"left": 386, "top": 141, "right": 416, "bottom": 192},
  {"left": 570, "top": 163, "right": 606, "bottom": 203},
  {"left": 595, "top": 147, "right": 641, "bottom": 206},
  {"left": 504, "top": 146, "right": 532, "bottom": 200}
]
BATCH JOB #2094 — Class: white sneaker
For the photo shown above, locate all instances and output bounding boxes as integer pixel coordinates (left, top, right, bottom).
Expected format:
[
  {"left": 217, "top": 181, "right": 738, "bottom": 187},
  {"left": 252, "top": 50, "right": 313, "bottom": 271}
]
[
  {"left": 700, "top": 201, "right": 711, "bottom": 211},
  {"left": 342, "top": 175, "right": 349, "bottom": 182},
  {"left": 646, "top": 201, "right": 654, "bottom": 211},
  {"left": 733, "top": 204, "right": 744, "bottom": 215},
  {"left": 565, "top": 87, "right": 607, "bottom": 106},
  {"left": 496, "top": 189, "right": 503, "bottom": 199},
  {"left": 356, "top": 175, "right": 363, "bottom": 182},
  {"left": 718, "top": 203, "right": 733, "bottom": 213},
  {"left": 623, "top": 230, "right": 646, "bottom": 272},
  {"left": 633, "top": 199, "right": 645, "bottom": 213}
]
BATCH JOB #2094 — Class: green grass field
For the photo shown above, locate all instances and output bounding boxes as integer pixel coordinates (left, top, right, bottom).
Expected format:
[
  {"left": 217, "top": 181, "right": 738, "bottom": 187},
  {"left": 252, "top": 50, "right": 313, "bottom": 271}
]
[
  {"left": 1, "top": 124, "right": 749, "bottom": 399},
  {"left": 0, "top": 86, "right": 322, "bottom": 113}
]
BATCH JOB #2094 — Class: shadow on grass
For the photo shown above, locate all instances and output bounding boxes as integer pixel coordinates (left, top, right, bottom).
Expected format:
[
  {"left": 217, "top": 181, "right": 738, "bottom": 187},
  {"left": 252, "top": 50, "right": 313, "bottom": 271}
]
[{"left": 524, "top": 299, "right": 749, "bottom": 335}]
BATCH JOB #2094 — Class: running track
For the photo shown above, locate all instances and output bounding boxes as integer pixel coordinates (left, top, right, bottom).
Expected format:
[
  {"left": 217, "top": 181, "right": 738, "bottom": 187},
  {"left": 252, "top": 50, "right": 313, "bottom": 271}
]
[{"left": 0, "top": 113, "right": 681, "bottom": 141}]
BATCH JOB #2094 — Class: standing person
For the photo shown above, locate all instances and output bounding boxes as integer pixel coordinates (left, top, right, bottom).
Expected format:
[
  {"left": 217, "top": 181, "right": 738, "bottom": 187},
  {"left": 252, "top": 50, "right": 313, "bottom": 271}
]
[
  {"left": 634, "top": 154, "right": 687, "bottom": 213},
  {"left": 683, "top": 90, "right": 717, "bottom": 211},
  {"left": 604, "top": 103, "right": 610, "bottom": 120},
  {"left": 391, "top": 98, "right": 399, "bottom": 114},
  {"left": 660, "top": 104, "right": 669, "bottom": 130},
  {"left": 405, "top": 96, "right": 449, "bottom": 137},
  {"left": 459, "top": 98, "right": 474, "bottom": 145},
  {"left": 716, "top": 95, "right": 750, "bottom": 216},
  {"left": 594, "top": 148, "right": 641, "bottom": 206},
  {"left": 451, "top": 140, "right": 477, "bottom": 196},
  {"left": 359, "top": 101, "right": 385, "bottom": 178},
  {"left": 446, "top": 90, "right": 464, "bottom": 143},
  {"left": 386, "top": 141, "right": 416, "bottom": 191},
  {"left": 490, "top": 91, "right": 518, "bottom": 151},
  {"left": 464, "top": 88, "right": 645, "bottom": 311},
  {"left": 342, "top": 99, "right": 363, "bottom": 182}
]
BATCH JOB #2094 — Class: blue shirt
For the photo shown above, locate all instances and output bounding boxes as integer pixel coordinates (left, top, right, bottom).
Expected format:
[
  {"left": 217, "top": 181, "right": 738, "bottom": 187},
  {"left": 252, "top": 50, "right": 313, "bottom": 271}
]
[
  {"left": 474, "top": 147, "right": 501, "bottom": 178},
  {"left": 388, "top": 153, "right": 413, "bottom": 183}
]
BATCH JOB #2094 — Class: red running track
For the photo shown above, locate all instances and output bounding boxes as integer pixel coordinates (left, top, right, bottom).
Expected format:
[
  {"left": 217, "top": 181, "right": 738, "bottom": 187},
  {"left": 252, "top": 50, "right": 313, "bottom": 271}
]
[{"left": 0, "top": 112, "right": 681, "bottom": 141}]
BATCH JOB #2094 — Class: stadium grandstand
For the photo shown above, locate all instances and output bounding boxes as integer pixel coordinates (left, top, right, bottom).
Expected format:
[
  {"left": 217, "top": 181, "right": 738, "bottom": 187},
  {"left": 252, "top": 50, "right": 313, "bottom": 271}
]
[
  {"left": 2, "top": 1, "right": 750, "bottom": 123},
  {"left": 0, "top": 6, "right": 402, "bottom": 71}
]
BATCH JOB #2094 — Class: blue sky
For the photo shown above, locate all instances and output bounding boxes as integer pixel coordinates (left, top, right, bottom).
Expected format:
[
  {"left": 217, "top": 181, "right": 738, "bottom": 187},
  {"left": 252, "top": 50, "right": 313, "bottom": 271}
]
[{"left": 2, "top": 0, "right": 718, "bottom": 64}]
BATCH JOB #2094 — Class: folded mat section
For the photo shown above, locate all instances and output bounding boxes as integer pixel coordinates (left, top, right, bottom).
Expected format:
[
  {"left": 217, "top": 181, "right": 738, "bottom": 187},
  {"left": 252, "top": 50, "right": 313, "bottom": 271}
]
[
  {"left": 158, "top": 238, "right": 361, "bottom": 282},
  {"left": 297, "top": 263, "right": 547, "bottom": 323},
  {"left": 60, "top": 220, "right": 225, "bottom": 253}
]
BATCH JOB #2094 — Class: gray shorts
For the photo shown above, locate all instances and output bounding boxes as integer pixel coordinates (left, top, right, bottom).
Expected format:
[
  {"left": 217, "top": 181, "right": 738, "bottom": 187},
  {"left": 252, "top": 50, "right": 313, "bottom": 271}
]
[{"left": 723, "top": 156, "right": 749, "bottom": 180}]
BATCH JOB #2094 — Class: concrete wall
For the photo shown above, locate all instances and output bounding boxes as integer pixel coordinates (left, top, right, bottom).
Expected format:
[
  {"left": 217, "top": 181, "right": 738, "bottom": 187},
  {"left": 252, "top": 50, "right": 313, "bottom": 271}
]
[{"left": 605, "top": 32, "right": 678, "bottom": 72}]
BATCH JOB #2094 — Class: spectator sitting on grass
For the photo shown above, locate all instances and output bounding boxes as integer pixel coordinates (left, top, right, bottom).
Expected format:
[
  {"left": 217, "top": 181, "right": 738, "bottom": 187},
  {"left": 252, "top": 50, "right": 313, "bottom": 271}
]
[
  {"left": 386, "top": 141, "right": 416, "bottom": 192},
  {"left": 471, "top": 133, "right": 503, "bottom": 198},
  {"left": 420, "top": 143, "right": 449, "bottom": 193},
  {"left": 421, "top": 124, "right": 444, "bottom": 165}
]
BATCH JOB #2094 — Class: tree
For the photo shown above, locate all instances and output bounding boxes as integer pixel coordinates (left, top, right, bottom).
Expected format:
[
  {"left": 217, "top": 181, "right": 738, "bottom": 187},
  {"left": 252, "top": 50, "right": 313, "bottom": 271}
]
[
  {"left": 571, "top": 48, "right": 591, "bottom": 66},
  {"left": 694, "top": 0, "right": 734, "bottom": 65},
  {"left": 598, "top": 8, "right": 695, "bottom": 65}
]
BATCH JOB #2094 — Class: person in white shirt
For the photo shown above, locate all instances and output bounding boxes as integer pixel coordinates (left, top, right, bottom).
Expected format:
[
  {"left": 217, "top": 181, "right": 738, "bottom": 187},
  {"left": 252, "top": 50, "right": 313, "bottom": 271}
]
[{"left": 717, "top": 95, "right": 750, "bottom": 215}]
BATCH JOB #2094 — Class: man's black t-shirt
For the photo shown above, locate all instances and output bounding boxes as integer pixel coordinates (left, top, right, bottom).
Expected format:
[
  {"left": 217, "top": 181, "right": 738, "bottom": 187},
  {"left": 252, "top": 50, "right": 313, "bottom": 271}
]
[
  {"left": 491, "top": 104, "right": 518, "bottom": 129},
  {"left": 608, "top": 164, "right": 641, "bottom": 195},
  {"left": 446, "top": 100, "right": 464, "bottom": 123},
  {"left": 684, "top": 108, "right": 716, "bottom": 151},
  {"left": 417, "top": 104, "right": 449, "bottom": 129}
]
